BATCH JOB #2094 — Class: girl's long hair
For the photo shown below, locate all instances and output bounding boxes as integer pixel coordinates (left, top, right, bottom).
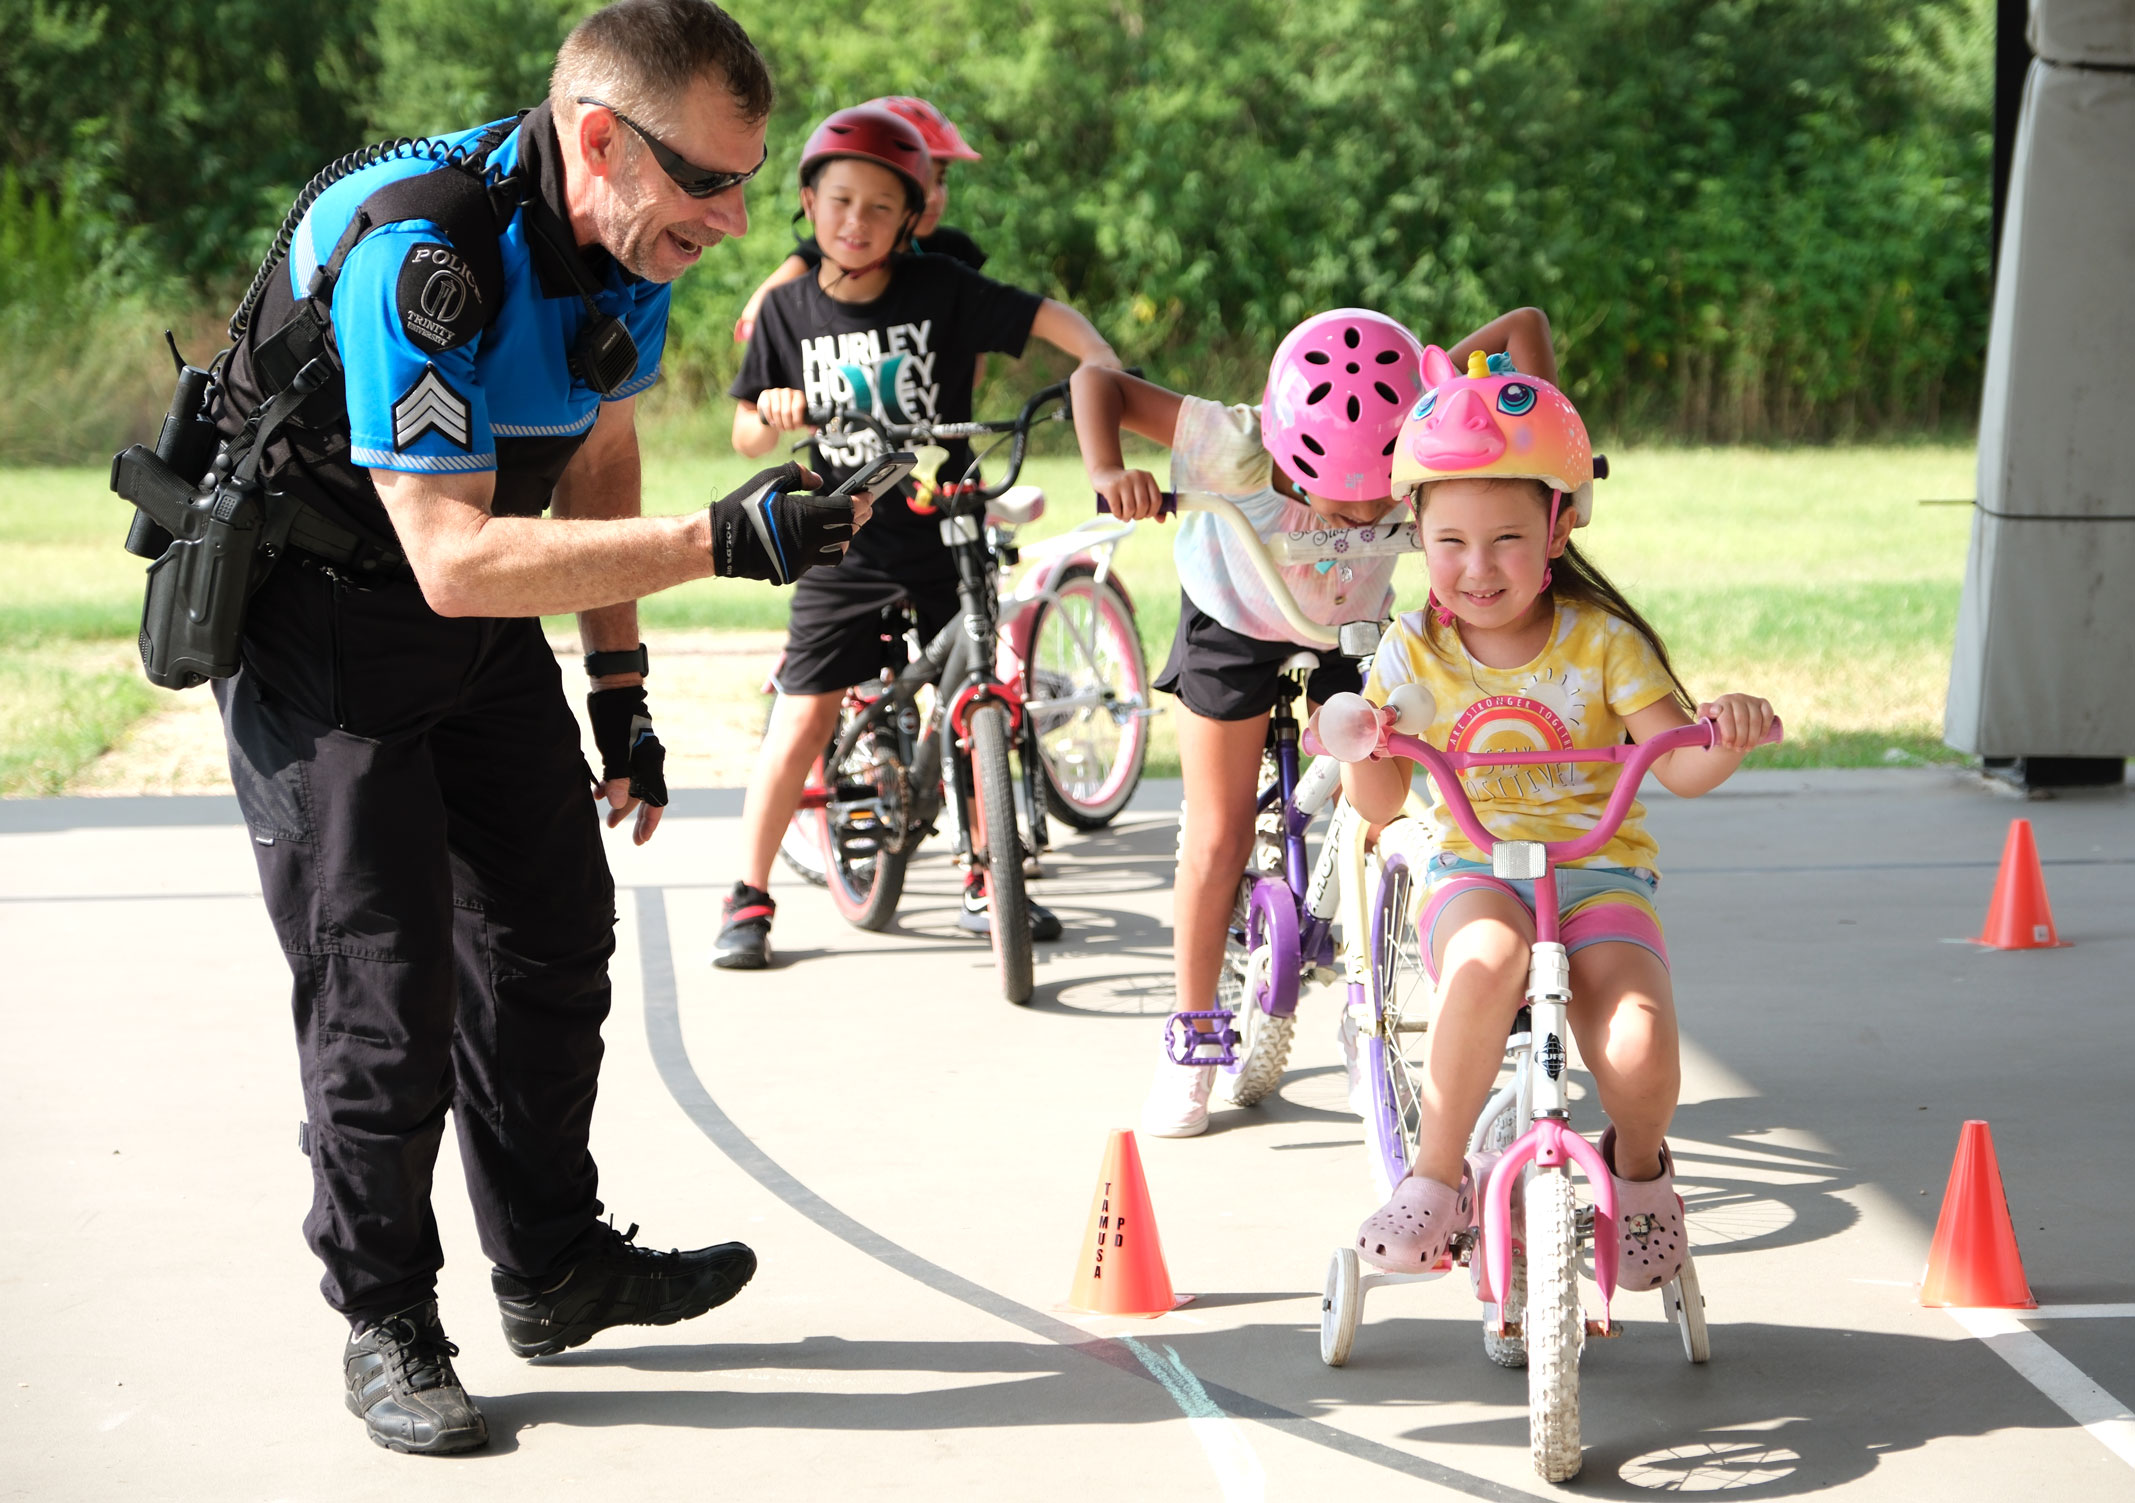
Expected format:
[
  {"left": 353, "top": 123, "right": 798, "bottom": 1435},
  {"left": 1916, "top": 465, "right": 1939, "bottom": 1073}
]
[{"left": 1420, "top": 479, "right": 1697, "bottom": 716}]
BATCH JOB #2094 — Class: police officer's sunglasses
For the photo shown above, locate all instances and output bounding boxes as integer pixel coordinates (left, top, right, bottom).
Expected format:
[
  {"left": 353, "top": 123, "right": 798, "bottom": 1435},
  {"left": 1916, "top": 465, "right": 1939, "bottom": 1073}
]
[{"left": 576, "top": 97, "right": 767, "bottom": 198}]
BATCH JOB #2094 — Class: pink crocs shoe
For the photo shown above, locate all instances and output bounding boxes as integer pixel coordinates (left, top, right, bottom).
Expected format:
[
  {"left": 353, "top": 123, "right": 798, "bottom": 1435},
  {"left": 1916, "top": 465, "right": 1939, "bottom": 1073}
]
[
  {"left": 1600, "top": 1127, "right": 1686, "bottom": 1291},
  {"left": 1356, "top": 1170, "right": 1472, "bottom": 1273}
]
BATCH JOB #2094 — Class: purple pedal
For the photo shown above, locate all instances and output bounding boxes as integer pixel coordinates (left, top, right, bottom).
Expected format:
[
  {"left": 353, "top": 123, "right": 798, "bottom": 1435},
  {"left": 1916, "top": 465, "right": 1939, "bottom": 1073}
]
[{"left": 1164, "top": 1010, "right": 1238, "bottom": 1067}]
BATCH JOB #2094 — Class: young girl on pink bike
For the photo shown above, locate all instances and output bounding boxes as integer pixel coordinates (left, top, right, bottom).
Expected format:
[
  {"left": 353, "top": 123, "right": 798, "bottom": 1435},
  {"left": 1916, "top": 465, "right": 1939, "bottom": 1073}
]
[
  {"left": 1072, "top": 307, "right": 1556, "bottom": 1138},
  {"left": 1337, "top": 347, "right": 1774, "bottom": 1292}
]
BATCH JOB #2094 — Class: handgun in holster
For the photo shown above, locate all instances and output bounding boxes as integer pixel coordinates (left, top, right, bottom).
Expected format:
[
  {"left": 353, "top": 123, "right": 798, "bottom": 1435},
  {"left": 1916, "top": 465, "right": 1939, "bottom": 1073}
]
[{"left": 111, "top": 354, "right": 332, "bottom": 690}]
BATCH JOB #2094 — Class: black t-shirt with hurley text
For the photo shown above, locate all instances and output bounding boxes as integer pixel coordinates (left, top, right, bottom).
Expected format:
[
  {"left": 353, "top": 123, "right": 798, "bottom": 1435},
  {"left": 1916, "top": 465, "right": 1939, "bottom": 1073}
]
[{"left": 733, "top": 254, "right": 1042, "bottom": 579}]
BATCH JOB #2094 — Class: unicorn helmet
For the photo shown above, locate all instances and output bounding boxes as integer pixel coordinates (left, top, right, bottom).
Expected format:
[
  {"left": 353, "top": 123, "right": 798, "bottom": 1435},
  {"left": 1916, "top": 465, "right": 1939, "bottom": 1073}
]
[
  {"left": 1391, "top": 347, "right": 1599, "bottom": 525},
  {"left": 1261, "top": 309, "right": 1426, "bottom": 502}
]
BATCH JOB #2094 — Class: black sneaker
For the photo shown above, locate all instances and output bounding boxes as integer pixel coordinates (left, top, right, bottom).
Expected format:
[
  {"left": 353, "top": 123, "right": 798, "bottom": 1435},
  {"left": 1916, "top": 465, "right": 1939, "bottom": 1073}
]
[
  {"left": 713, "top": 882, "right": 775, "bottom": 970},
  {"left": 493, "top": 1221, "right": 757, "bottom": 1359},
  {"left": 956, "top": 880, "right": 1063, "bottom": 941},
  {"left": 343, "top": 1301, "right": 488, "bottom": 1455}
]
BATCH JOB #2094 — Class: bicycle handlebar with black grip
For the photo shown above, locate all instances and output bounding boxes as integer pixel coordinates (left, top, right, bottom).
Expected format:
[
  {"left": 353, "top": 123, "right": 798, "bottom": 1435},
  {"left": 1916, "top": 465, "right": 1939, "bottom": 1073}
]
[{"left": 800, "top": 378, "right": 1076, "bottom": 504}]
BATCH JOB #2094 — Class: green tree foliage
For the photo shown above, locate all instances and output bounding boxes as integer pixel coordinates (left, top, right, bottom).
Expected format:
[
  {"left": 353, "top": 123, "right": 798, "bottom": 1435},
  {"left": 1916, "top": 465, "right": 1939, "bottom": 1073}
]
[
  {"left": 690, "top": 0, "right": 1990, "bottom": 439},
  {"left": 1, "top": 0, "right": 1992, "bottom": 448},
  {"left": 365, "top": 0, "right": 588, "bottom": 138},
  {"left": 1, "top": 0, "right": 377, "bottom": 283}
]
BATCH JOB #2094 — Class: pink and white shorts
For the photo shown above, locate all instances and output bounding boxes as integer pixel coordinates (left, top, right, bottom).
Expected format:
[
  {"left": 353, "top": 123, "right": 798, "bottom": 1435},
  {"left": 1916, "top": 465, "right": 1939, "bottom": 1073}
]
[{"left": 1416, "top": 854, "right": 1668, "bottom": 983}]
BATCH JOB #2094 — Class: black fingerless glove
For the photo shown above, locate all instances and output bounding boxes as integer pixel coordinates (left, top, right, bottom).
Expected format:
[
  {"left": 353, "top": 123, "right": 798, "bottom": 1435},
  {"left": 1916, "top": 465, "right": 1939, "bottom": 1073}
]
[
  {"left": 708, "top": 461, "right": 853, "bottom": 585},
  {"left": 587, "top": 686, "right": 668, "bottom": 808}
]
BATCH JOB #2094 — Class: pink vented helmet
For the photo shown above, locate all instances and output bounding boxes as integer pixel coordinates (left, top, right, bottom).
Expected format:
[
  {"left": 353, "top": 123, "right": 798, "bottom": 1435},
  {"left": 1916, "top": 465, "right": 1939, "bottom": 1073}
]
[{"left": 1261, "top": 309, "right": 1427, "bottom": 502}]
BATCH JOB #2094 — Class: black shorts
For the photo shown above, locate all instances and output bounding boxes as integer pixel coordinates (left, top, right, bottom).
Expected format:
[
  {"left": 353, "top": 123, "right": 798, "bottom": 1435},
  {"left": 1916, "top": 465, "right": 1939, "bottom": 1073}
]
[
  {"left": 773, "top": 559, "right": 961, "bottom": 697},
  {"left": 1154, "top": 592, "right": 1363, "bottom": 721}
]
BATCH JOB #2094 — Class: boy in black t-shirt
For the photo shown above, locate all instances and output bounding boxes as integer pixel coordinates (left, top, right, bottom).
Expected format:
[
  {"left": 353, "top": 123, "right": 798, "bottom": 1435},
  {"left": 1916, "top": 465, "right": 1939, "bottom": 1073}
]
[
  {"left": 731, "top": 96, "right": 988, "bottom": 343},
  {"left": 717, "top": 103, "right": 1120, "bottom": 970}
]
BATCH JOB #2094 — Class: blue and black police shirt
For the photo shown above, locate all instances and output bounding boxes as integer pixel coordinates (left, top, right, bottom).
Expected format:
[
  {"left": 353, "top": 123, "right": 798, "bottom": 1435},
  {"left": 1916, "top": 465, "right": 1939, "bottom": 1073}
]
[{"left": 224, "top": 100, "right": 669, "bottom": 534}]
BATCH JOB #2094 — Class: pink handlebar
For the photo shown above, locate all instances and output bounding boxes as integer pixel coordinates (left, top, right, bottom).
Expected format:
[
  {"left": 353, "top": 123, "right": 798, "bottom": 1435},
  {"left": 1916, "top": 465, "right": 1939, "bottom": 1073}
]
[{"left": 1386, "top": 716, "right": 1784, "bottom": 863}]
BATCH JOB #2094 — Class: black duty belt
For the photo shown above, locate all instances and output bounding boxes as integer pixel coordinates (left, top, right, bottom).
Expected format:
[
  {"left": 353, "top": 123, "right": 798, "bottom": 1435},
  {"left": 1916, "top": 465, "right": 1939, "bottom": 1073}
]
[{"left": 280, "top": 495, "right": 413, "bottom": 580}]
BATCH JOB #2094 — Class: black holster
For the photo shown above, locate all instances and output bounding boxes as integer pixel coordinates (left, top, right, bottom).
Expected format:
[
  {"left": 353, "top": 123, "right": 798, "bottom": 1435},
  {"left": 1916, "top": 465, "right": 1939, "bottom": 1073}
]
[
  {"left": 111, "top": 354, "right": 335, "bottom": 690},
  {"left": 110, "top": 444, "right": 266, "bottom": 690}
]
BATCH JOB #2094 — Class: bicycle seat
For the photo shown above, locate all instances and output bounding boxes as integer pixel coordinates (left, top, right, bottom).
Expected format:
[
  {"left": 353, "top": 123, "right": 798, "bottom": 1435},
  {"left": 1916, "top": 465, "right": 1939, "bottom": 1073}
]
[
  {"left": 986, "top": 485, "right": 1046, "bottom": 527},
  {"left": 1280, "top": 650, "right": 1321, "bottom": 676}
]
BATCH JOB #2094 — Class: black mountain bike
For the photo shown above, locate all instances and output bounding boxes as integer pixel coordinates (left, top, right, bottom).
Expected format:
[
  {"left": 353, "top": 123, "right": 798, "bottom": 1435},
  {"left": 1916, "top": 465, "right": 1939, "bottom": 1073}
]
[{"left": 778, "top": 380, "right": 1147, "bottom": 1005}]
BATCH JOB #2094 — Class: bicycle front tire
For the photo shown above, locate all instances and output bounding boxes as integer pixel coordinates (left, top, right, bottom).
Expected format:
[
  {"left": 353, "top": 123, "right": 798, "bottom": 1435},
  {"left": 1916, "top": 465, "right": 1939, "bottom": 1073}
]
[
  {"left": 1027, "top": 566, "right": 1149, "bottom": 830},
  {"left": 1366, "top": 853, "right": 1430, "bottom": 1199},
  {"left": 1526, "top": 1165, "right": 1584, "bottom": 1482},
  {"left": 970, "top": 702, "right": 1034, "bottom": 1003}
]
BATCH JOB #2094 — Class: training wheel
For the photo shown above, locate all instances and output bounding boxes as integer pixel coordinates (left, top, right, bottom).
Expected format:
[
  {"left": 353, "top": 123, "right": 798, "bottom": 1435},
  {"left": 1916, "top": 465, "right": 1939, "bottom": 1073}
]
[
  {"left": 1321, "top": 1246, "right": 1362, "bottom": 1367},
  {"left": 1663, "top": 1252, "right": 1710, "bottom": 1364}
]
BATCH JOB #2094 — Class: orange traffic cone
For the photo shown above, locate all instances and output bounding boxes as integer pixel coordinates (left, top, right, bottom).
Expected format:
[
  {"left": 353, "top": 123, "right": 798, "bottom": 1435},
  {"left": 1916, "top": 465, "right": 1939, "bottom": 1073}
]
[
  {"left": 1065, "top": 1130, "right": 1191, "bottom": 1316},
  {"left": 1975, "top": 818, "right": 2066, "bottom": 950},
  {"left": 1920, "top": 1120, "right": 2036, "bottom": 1308}
]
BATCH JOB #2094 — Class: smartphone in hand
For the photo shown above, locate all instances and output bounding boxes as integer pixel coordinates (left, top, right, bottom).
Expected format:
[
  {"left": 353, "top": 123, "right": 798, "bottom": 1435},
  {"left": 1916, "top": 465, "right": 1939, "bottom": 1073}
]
[{"left": 827, "top": 450, "right": 917, "bottom": 500}]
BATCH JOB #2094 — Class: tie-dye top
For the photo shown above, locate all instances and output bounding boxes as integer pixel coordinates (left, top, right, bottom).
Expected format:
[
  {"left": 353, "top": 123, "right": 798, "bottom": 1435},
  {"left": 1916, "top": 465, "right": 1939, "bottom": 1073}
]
[
  {"left": 1364, "top": 600, "right": 1680, "bottom": 872},
  {"left": 1169, "top": 396, "right": 1402, "bottom": 642}
]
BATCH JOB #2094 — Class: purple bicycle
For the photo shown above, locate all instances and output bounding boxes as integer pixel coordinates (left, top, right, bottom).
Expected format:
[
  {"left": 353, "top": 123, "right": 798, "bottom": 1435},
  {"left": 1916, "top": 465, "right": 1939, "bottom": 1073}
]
[{"left": 1099, "top": 490, "right": 1425, "bottom": 1106}]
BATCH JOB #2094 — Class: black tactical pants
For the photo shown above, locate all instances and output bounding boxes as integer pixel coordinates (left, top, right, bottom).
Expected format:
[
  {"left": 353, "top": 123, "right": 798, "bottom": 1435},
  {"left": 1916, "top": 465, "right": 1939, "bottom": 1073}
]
[{"left": 219, "top": 558, "right": 615, "bottom": 1322}]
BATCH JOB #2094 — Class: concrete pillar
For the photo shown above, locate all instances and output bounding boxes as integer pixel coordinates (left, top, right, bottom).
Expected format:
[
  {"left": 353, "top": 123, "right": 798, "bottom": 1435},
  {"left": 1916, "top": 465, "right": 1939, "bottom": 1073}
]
[{"left": 1945, "top": 0, "right": 2135, "bottom": 777}]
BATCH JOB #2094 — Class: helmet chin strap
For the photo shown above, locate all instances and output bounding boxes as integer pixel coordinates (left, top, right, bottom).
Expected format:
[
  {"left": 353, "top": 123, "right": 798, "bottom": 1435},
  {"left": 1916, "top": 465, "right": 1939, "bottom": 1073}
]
[{"left": 1541, "top": 487, "right": 1563, "bottom": 591}]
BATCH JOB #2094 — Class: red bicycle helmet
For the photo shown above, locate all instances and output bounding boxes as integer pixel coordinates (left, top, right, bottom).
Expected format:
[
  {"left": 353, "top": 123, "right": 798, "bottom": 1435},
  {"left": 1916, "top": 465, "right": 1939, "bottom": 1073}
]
[
  {"left": 798, "top": 104, "right": 932, "bottom": 212},
  {"left": 866, "top": 96, "right": 982, "bottom": 162}
]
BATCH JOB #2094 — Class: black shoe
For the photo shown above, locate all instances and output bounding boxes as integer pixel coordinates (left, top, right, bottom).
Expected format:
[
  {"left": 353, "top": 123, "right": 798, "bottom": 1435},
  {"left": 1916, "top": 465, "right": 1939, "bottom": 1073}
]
[
  {"left": 956, "top": 886, "right": 1063, "bottom": 942},
  {"left": 493, "top": 1221, "right": 757, "bottom": 1359},
  {"left": 713, "top": 882, "right": 775, "bottom": 970},
  {"left": 343, "top": 1301, "right": 489, "bottom": 1455}
]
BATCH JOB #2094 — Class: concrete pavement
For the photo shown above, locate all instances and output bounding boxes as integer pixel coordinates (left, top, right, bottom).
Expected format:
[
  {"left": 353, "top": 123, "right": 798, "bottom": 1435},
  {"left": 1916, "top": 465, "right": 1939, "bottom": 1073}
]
[{"left": 3, "top": 769, "right": 2132, "bottom": 1499}]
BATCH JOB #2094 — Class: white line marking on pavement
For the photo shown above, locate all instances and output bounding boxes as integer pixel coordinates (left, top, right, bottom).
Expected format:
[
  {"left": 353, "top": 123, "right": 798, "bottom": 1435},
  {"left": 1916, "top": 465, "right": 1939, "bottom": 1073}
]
[
  {"left": 1124, "top": 1338, "right": 1268, "bottom": 1503},
  {"left": 2030, "top": 1304, "right": 2135, "bottom": 1320},
  {"left": 1948, "top": 1308, "right": 2135, "bottom": 1469}
]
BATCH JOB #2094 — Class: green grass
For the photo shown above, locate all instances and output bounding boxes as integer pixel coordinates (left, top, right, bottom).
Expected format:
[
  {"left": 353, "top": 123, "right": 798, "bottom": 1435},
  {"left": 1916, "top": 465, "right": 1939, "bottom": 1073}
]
[
  {"left": 0, "top": 651, "right": 158, "bottom": 795},
  {"left": 0, "top": 468, "right": 153, "bottom": 643},
  {"left": 0, "top": 415, "right": 1981, "bottom": 793}
]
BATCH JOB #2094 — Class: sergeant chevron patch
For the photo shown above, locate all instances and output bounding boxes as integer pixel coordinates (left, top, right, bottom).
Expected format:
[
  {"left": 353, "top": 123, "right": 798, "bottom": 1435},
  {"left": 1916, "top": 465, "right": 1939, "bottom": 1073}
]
[{"left": 393, "top": 365, "right": 472, "bottom": 450}]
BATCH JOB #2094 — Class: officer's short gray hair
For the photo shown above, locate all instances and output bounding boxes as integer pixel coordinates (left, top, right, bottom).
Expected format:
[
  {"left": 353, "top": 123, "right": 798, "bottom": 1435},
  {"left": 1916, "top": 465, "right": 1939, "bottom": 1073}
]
[{"left": 551, "top": 0, "right": 774, "bottom": 133}]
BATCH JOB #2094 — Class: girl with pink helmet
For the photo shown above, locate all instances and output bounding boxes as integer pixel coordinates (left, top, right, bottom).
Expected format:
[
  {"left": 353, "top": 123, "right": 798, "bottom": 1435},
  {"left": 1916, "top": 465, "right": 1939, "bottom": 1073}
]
[
  {"left": 1339, "top": 346, "right": 1774, "bottom": 1292},
  {"left": 1072, "top": 306, "right": 1556, "bottom": 1138}
]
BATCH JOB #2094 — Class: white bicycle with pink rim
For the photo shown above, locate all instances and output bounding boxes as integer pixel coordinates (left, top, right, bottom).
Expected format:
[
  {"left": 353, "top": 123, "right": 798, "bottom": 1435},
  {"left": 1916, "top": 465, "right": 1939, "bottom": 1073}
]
[{"left": 1309, "top": 685, "right": 1781, "bottom": 1484}]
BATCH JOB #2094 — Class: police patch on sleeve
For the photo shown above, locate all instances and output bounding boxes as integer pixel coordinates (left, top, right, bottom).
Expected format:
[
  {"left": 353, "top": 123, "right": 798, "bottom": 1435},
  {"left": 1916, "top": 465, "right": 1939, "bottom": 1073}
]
[
  {"left": 393, "top": 365, "right": 473, "bottom": 451},
  {"left": 396, "top": 242, "right": 486, "bottom": 353}
]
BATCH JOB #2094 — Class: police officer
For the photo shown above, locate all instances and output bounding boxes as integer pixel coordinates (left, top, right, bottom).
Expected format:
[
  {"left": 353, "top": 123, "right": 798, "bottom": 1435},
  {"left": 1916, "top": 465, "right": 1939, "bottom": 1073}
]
[{"left": 211, "top": 0, "right": 855, "bottom": 1455}]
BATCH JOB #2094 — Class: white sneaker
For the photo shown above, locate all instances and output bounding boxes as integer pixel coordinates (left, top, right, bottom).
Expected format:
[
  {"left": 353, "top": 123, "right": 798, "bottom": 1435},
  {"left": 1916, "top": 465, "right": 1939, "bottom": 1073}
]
[
  {"left": 1339, "top": 1007, "right": 1373, "bottom": 1119},
  {"left": 1141, "top": 1043, "right": 1219, "bottom": 1138}
]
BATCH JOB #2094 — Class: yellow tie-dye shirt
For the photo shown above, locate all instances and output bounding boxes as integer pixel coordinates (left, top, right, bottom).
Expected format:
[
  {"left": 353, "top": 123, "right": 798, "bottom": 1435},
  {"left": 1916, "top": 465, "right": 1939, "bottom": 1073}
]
[{"left": 1363, "top": 600, "right": 1680, "bottom": 872}]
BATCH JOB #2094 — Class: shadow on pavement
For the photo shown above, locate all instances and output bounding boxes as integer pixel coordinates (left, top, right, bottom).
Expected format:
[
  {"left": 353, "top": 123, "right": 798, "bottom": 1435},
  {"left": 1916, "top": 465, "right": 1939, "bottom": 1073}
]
[{"left": 481, "top": 1316, "right": 2076, "bottom": 1496}]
